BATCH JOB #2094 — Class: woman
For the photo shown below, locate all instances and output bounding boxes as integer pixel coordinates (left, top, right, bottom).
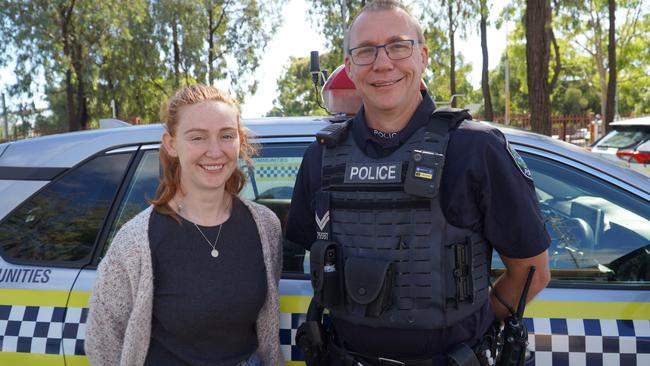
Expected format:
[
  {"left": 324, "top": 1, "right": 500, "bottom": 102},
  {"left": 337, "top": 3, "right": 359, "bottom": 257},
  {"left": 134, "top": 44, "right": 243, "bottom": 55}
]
[{"left": 85, "top": 84, "right": 283, "bottom": 366}]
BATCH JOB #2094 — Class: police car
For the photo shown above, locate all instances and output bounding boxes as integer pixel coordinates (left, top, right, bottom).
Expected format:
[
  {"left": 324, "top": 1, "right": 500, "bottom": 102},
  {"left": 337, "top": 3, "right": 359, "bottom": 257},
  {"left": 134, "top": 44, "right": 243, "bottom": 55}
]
[{"left": 1, "top": 74, "right": 650, "bottom": 366}]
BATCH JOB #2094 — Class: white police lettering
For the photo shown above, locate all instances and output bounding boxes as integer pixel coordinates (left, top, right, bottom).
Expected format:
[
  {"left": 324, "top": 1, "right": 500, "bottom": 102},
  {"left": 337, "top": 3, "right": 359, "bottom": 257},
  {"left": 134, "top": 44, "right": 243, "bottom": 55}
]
[
  {"left": 344, "top": 162, "right": 402, "bottom": 183},
  {"left": 373, "top": 129, "right": 398, "bottom": 139}
]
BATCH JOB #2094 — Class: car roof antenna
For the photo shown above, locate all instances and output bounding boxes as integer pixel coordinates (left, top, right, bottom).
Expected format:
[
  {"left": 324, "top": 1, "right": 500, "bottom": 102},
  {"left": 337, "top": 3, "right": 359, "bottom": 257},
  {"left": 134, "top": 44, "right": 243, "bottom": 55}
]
[{"left": 310, "top": 51, "right": 330, "bottom": 113}]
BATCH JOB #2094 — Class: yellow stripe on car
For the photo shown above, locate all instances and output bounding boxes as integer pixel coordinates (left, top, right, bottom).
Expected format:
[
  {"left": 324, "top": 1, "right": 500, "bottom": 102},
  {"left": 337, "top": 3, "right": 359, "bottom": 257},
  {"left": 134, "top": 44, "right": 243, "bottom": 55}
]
[
  {"left": 526, "top": 300, "right": 650, "bottom": 320},
  {"left": 0, "top": 353, "right": 89, "bottom": 366}
]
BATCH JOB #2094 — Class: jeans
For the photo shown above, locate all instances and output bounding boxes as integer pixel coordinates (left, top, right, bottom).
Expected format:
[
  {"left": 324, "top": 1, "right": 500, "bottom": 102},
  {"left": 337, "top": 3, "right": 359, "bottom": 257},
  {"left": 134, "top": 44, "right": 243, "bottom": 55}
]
[{"left": 238, "top": 352, "right": 263, "bottom": 366}]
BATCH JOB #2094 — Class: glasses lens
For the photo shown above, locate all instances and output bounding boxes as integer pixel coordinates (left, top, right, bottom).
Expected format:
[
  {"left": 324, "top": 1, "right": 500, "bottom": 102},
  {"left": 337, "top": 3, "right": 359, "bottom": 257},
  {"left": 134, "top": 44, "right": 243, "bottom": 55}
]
[
  {"left": 386, "top": 40, "right": 414, "bottom": 60},
  {"left": 352, "top": 46, "right": 377, "bottom": 65}
]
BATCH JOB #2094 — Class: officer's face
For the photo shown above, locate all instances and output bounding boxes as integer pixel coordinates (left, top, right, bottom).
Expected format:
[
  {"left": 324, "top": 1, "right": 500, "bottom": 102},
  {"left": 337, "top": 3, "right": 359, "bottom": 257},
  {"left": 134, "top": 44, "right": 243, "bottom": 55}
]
[{"left": 345, "top": 9, "right": 428, "bottom": 121}]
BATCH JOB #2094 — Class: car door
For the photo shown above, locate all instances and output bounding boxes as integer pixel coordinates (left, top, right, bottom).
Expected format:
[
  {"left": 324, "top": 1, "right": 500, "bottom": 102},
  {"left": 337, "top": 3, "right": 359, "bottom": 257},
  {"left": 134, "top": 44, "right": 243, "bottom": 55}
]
[
  {"left": 0, "top": 150, "right": 134, "bottom": 365},
  {"left": 505, "top": 146, "right": 650, "bottom": 366},
  {"left": 68, "top": 146, "right": 161, "bottom": 364}
]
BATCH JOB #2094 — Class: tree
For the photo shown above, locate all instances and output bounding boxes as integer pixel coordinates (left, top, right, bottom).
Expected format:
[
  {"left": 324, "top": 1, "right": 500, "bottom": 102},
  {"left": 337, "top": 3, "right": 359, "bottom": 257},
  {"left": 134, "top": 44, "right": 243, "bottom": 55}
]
[
  {"left": 423, "top": 0, "right": 478, "bottom": 108},
  {"left": 604, "top": 0, "right": 616, "bottom": 127},
  {"left": 95, "top": 1, "right": 171, "bottom": 123},
  {"left": 307, "top": 0, "right": 367, "bottom": 63},
  {"left": 1, "top": 0, "right": 285, "bottom": 130},
  {"left": 2, "top": 1, "right": 111, "bottom": 130},
  {"left": 154, "top": 0, "right": 284, "bottom": 100},
  {"left": 479, "top": 0, "right": 494, "bottom": 120},
  {"left": 556, "top": 0, "right": 645, "bottom": 123},
  {"left": 525, "top": 0, "right": 553, "bottom": 135},
  {"left": 267, "top": 53, "right": 339, "bottom": 116},
  {"left": 267, "top": 0, "right": 366, "bottom": 116}
]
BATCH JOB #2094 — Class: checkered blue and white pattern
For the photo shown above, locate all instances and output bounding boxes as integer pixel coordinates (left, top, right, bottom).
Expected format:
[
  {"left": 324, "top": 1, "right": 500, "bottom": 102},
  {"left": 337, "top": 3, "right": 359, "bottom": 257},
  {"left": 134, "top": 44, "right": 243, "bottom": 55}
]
[
  {"left": 256, "top": 166, "right": 299, "bottom": 179},
  {"left": 526, "top": 318, "right": 650, "bottom": 366},
  {"left": 4, "top": 304, "right": 650, "bottom": 365},
  {"left": 280, "top": 312, "right": 307, "bottom": 362},
  {"left": 0, "top": 305, "right": 87, "bottom": 355}
]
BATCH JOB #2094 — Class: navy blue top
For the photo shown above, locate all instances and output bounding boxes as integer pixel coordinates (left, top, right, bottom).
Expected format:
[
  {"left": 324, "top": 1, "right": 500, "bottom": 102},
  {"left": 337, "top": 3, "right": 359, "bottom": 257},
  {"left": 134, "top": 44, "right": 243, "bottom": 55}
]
[
  {"left": 145, "top": 198, "right": 267, "bottom": 366},
  {"left": 286, "top": 91, "right": 550, "bottom": 358}
]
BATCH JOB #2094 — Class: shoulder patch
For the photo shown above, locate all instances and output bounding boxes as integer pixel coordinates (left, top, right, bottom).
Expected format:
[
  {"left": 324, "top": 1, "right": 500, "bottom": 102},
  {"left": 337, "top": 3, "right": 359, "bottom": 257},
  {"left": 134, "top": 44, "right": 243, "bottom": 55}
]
[{"left": 506, "top": 141, "right": 533, "bottom": 181}]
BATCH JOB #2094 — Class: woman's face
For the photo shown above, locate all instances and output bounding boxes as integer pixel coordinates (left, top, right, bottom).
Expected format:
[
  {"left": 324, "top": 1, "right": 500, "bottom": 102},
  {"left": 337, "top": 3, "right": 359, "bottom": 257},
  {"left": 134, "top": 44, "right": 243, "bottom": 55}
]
[{"left": 163, "top": 101, "right": 240, "bottom": 195}]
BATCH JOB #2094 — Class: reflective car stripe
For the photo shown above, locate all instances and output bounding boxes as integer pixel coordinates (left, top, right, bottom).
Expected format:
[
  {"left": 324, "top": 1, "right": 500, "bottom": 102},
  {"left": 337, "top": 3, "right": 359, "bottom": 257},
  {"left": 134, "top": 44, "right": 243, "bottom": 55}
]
[
  {"left": 527, "top": 300, "right": 650, "bottom": 320},
  {"left": 0, "top": 353, "right": 89, "bottom": 365},
  {"left": 0, "top": 289, "right": 87, "bottom": 308}
]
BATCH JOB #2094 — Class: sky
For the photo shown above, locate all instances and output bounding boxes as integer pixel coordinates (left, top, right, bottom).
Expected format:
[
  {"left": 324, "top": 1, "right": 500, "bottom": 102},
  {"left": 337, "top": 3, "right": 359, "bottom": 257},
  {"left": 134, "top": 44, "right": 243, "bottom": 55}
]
[{"left": 0, "top": 0, "right": 509, "bottom": 119}]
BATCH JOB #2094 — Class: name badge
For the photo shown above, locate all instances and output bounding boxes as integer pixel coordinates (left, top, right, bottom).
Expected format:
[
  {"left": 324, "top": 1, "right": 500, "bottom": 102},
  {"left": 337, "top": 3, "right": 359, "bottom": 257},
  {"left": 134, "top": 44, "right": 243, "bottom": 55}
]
[{"left": 344, "top": 162, "right": 402, "bottom": 183}]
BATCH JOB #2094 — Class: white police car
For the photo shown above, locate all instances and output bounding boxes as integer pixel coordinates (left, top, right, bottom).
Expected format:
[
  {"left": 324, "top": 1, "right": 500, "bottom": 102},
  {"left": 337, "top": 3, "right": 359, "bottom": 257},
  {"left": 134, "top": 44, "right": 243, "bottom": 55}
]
[{"left": 1, "top": 81, "right": 650, "bottom": 366}]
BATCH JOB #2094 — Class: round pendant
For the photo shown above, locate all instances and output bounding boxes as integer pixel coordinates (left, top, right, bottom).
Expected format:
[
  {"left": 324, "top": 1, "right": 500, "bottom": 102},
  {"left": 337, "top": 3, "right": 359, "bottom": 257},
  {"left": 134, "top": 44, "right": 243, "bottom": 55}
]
[{"left": 211, "top": 249, "right": 219, "bottom": 258}]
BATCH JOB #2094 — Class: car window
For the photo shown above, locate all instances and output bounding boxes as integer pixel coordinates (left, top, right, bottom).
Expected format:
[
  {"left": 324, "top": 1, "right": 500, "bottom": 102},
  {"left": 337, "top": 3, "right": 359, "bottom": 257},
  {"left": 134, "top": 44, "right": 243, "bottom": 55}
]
[
  {"left": 0, "top": 153, "right": 132, "bottom": 264},
  {"left": 596, "top": 128, "right": 649, "bottom": 149},
  {"left": 105, "top": 150, "right": 160, "bottom": 252},
  {"left": 241, "top": 143, "right": 308, "bottom": 274},
  {"left": 493, "top": 151, "right": 650, "bottom": 284}
]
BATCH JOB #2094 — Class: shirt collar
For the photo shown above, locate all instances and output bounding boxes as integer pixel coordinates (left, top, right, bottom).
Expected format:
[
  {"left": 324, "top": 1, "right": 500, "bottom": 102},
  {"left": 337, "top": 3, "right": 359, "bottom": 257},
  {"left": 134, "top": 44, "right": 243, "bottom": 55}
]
[{"left": 351, "top": 91, "right": 436, "bottom": 156}]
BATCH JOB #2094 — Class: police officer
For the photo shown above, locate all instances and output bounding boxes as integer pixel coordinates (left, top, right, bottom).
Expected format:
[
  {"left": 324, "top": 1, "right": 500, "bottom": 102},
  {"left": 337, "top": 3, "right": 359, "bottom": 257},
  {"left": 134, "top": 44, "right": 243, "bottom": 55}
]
[{"left": 286, "top": 1, "right": 551, "bottom": 365}]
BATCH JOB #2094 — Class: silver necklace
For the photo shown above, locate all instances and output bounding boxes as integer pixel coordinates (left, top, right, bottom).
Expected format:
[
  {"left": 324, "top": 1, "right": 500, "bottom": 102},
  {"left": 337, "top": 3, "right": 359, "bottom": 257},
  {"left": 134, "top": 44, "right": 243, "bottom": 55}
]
[
  {"left": 176, "top": 201, "right": 225, "bottom": 258},
  {"left": 193, "top": 222, "right": 222, "bottom": 258}
]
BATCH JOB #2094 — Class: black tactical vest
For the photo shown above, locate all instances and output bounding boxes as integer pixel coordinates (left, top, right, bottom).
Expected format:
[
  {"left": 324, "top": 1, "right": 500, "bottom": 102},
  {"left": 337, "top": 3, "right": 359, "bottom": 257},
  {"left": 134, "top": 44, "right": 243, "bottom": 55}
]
[{"left": 310, "top": 110, "right": 490, "bottom": 330}]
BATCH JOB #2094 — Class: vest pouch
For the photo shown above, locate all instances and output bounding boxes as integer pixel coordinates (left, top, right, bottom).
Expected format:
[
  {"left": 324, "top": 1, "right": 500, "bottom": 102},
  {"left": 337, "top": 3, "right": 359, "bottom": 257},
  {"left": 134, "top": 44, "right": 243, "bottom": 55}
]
[
  {"left": 310, "top": 240, "right": 342, "bottom": 307},
  {"left": 344, "top": 257, "right": 393, "bottom": 318}
]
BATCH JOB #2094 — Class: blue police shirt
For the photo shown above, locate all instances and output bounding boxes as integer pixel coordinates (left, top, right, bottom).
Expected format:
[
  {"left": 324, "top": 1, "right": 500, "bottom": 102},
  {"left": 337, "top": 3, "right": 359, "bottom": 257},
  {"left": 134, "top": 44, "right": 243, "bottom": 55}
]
[{"left": 286, "top": 91, "right": 550, "bottom": 358}]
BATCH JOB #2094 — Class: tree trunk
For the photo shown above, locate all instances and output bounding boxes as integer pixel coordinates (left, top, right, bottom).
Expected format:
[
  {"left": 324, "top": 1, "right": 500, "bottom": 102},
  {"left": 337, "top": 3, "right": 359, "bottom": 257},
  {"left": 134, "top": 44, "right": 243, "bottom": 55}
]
[
  {"left": 592, "top": 10, "right": 608, "bottom": 120},
  {"left": 59, "top": 2, "right": 79, "bottom": 131},
  {"left": 480, "top": 0, "right": 493, "bottom": 121},
  {"left": 448, "top": 1, "right": 457, "bottom": 108},
  {"left": 605, "top": 0, "right": 617, "bottom": 131},
  {"left": 172, "top": 16, "right": 180, "bottom": 89},
  {"left": 208, "top": 7, "right": 214, "bottom": 85},
  {"left": 72, "top": 41, "right": 88, "bottom": 130},
  {"left": 65, "top": 69, "right": 78, "bottom": 131},
  {"left": 525, "top": 0, "right": 552, "bottom": 136}
]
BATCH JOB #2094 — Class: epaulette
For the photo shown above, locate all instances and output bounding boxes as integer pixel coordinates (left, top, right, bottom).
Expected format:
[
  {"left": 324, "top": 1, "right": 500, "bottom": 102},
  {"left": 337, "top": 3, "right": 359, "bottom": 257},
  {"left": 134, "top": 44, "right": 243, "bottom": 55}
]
[{"left": 431, "top": 107, "right": 472, "bottom": 128}]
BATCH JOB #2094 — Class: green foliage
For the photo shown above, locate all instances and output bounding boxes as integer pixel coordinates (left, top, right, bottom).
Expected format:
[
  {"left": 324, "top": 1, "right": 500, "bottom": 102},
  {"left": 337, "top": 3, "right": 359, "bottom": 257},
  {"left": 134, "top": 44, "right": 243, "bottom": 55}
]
[
  {"left": 307, "top": 0, "right": 367, "bottom": 62},
  {"left": 267, "top": 53, "right": 337, "bottom": 116},
  {"left": 0, "top": 0, "right": 285, "bottom": 130},
  {"left": 488, "top": 0, "right": 649, "bottom": 119}
]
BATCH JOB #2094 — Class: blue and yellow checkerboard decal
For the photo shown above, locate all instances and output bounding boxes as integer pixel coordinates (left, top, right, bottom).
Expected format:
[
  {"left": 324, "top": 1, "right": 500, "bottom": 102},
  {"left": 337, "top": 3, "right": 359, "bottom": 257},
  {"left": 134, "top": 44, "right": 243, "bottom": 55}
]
[{"left": 3, "top": 303, "right": 650, "bottom": 365}]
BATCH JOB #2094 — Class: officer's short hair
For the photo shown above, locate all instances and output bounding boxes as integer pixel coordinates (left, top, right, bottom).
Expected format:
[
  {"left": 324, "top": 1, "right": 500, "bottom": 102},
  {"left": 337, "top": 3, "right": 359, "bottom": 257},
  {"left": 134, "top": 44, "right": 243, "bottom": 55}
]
[{"left": 343, "top": 0, "right": 425, "bottom": 57}]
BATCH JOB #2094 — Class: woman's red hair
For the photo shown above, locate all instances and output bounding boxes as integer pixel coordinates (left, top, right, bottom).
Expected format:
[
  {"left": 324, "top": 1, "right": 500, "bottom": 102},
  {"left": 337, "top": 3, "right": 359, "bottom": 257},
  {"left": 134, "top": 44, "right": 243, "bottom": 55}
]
[{"left": 150, "top": 84, "right": 256, "bottom": 218}]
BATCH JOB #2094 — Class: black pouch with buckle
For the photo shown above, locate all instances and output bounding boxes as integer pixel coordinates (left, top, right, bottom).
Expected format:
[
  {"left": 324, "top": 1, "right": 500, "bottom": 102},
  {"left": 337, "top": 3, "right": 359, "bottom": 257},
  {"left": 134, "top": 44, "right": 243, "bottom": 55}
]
[
  {"left": 310, "top": 240, "right": 343, "bottom": 308},
  {"left": 344, "top": 257, "right": 394, "bottom": 317}
]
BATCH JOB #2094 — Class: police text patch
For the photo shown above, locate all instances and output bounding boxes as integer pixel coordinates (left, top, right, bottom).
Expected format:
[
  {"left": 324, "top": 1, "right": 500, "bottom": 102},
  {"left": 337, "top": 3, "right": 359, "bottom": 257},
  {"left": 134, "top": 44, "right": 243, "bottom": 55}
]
[{"left": 344, "top": 162, "right": 402, "bottom": 183}]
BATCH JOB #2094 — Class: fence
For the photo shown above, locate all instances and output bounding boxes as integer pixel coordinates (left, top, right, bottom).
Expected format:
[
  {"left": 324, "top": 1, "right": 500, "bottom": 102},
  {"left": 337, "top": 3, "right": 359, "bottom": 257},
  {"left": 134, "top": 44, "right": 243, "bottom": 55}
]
[{"left": 488, "top": 114, "right": 595, "bottom": 146}]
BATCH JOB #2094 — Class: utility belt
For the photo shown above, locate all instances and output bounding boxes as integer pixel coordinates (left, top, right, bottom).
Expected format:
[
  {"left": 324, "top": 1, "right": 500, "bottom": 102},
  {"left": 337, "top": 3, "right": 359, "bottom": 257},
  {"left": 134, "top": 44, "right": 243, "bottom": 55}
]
[
  {"left": 296, "top": 317, "right": 494, "bottom": 366},
  {"left": 328, "top": 340, "right": 487, "bottom": 366},
  {"left": 296, "top": 301, "right": 508, "bottom": 366}
]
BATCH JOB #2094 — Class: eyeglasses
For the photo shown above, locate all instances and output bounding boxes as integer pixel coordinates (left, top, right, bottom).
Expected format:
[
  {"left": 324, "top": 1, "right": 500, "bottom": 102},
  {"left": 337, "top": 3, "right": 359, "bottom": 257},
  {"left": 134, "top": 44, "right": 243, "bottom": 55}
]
[{"left": 348, "top": 39, "right": 419, "bottom": 66}]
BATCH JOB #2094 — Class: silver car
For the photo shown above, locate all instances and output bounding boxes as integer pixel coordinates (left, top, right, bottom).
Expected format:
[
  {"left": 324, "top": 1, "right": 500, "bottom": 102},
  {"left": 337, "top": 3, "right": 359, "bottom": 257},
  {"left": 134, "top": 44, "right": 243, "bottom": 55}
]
[{"left": 1, "top": 118, "right": 649, "bottom": 365}]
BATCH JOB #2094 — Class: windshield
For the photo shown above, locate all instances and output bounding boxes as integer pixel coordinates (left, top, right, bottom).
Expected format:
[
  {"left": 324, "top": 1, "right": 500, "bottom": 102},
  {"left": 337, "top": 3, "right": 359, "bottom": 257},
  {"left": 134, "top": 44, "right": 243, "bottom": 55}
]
[{"left": 596, "top": 127, "right": 650, "bottom": 149}]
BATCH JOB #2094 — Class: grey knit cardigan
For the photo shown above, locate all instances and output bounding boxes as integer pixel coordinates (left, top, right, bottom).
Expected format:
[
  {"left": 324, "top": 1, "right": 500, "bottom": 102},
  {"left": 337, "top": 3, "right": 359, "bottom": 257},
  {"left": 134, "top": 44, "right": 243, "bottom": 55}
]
[{"left": 85, "top": 201, "right": 283, "bottom": 366}]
